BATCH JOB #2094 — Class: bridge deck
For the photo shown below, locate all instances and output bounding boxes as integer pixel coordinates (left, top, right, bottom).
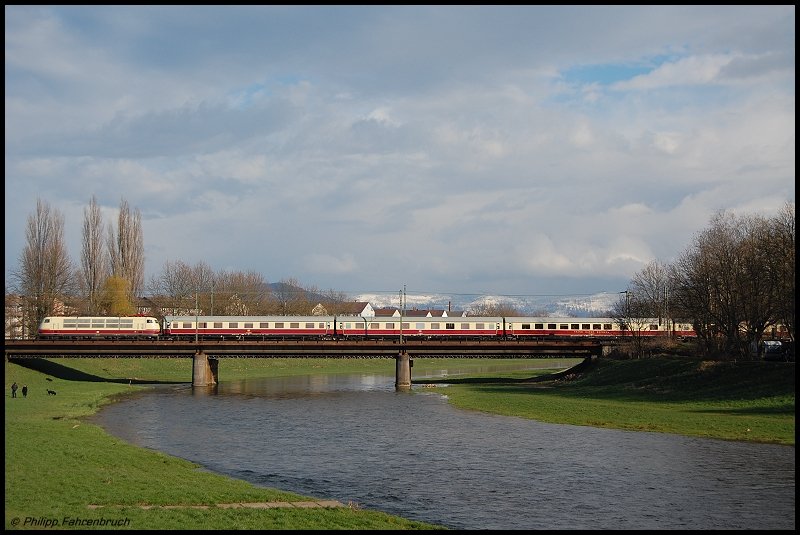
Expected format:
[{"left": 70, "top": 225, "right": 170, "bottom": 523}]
[{"left": 4, "top": 339, "right": 602, "bottom": 358}]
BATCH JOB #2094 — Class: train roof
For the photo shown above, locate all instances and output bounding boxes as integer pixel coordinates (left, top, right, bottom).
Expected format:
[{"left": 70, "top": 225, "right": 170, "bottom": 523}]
[
  {"left": 504, "top": 317, "right": 619, "bottom": 322},
  {"left": 41, "top": 315, "right": 158, "bottom": 320},
  {"left": 164, "top": 315, "right": 336, "bottom": 322}
]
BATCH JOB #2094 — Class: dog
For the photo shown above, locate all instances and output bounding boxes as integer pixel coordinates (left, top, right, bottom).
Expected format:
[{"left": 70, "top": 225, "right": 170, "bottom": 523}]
[{"left": 47, "top": 389, "right": 57, "bottom": 395}]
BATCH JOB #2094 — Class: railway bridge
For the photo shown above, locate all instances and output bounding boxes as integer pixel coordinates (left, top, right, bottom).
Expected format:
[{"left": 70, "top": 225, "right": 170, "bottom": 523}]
[{"left": 4, "top": 338, "right": 605, "bottom": 389}]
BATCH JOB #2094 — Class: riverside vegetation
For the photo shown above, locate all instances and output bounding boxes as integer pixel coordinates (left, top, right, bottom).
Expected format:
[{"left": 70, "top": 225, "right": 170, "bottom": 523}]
[{"left": 5, "top": 356, "right": 794, "bottom": 530}]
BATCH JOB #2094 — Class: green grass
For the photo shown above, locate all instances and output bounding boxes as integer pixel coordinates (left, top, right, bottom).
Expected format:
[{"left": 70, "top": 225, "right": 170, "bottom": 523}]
[
  {"left": 5, "top": 359, "right": 444, "bottom": 530},
  {"left": 438, "top": 358, "right": 795, "bottom": 445},
  {"left": 10, "top": 356, "right": 576, "bottom": 384},
  {"left": 6, "top": 355, "right": 794, "bottom": 530}
]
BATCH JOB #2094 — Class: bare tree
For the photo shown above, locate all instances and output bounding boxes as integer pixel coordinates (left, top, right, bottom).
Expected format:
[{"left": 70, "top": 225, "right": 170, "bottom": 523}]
[
  {"left": 468, "top": 301, "right": 521, "bottom": 316},
  {"left": 313, "top": 288, "right": 351, "bottom": 315},
  {"left": 107, "top": 198, "right": 144, "bottom": 300},
  {"left": 630, "top": 260, "right": 673, "bottom": 332},
  {"left": 770, "top": 202, "right": 795, "bottom": 342},
  {"left": 214, "top": 269, "right": 270, "bottom": 315},
  {"left": 610, "top": 289, "right": 654, "bottom": 358},
  {"left": 10, "top": 199, "right": 74, "bottom": 335},
  {"left": 149, "top": 260, "right": 199, "bottom": 315},
  {"left": 80, "top": 195, "right": 108, "bottom": 314},
  {"left": 668, "top": 208, "right": 791, "bottom": 358},
  {"left": 267, "top": 277, "right": 312, "bottom": 315}
]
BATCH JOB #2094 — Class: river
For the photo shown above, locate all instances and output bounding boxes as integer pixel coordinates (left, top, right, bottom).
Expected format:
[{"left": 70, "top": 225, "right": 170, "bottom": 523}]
[{"left": 91, "top": 367, "right": 795, "bottom": 530}]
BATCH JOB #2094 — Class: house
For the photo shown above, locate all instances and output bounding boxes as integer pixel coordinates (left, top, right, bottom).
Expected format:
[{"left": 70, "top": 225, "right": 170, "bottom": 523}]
[
  {"left": 312, "top": 301, "right": 374, "bottom": 317},
  {"left": 401, "top": 308, "right": 467, "bottom": 318}
]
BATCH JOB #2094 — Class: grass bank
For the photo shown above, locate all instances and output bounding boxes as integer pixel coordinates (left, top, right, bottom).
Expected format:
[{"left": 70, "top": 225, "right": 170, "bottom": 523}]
[
  {"left": 435, "top": 357, "right": 795, "bottom": 446},
  {"left": 5, "top": 358, "right": 445, "bottom": 530},
  {"left": 6, "top": 355, "right": 792, "bottom": 531}
]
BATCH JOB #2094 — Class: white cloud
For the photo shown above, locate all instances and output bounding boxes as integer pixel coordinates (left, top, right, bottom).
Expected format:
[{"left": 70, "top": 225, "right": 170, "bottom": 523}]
[{"left": 4, "top": 6, "right": 794, "bottom": 297}]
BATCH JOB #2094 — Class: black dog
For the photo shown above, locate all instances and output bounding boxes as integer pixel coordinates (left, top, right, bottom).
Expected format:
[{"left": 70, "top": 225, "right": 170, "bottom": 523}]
[{"left": 47, "top": 389, "right": 57, "bottom": 395}]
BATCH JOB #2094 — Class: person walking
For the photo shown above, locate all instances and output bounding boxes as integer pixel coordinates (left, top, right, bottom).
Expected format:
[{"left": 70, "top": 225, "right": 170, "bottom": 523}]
[
  {"left": 22, "top": 385, "right": 28, "bottom": 398},
  {"left": 11, "top": 382, "right": 18, "bottom": 398}
]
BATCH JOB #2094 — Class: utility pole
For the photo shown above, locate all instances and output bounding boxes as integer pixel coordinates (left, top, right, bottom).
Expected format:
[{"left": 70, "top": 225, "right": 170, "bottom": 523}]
[
  {"left": 195, "top": 290, "right": 199, "bottom": 345},
  {"left": 399, "top": 289, "right": 403, "bottom": 346}
]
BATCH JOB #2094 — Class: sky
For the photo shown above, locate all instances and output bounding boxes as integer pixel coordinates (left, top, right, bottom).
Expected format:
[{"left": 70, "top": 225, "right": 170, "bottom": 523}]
[{"left": 4, "top": 5, "right": 795, "bottom": 301}]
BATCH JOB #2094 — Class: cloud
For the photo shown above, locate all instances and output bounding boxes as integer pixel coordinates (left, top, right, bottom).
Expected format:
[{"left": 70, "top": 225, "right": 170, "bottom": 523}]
[{"left": 4, "top": 6, "right": 795, "bottom": 298}]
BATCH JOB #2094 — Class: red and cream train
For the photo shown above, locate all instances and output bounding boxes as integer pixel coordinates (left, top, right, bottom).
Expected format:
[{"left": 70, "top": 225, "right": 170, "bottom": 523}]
[{"left": 38, "top": 314, "right": 696, "bottom": 340}]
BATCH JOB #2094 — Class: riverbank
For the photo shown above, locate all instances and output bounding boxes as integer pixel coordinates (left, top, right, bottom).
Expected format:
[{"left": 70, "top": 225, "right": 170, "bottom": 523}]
[
  {"left": 435, "top": 357, "right": 795, "bottom": 446},
  {"left": 6, "top": 356, "right": 793, "bottom": 530},
  {"left": 4, "top": 358, "right": 445, "bottom": 530}
]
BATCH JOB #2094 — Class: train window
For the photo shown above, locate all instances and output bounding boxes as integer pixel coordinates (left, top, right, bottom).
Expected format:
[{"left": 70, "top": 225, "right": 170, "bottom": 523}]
[
  {"left": 460, "top": 323, "right": 470, "bottom": 330},
  {"left": 521, "top": 324, "right": 531, "bottom": 329},
  {"left": 215, "top": 322, "right": 223, "bottom": 328},
  {"left": 275, "top": 322, "right": 284, "bottom": 328},
  {"left": 229, "top": 322, "right": 238, "bottom": 328},
  {"left": 649, "top": 324, "right": 658, "bottom": 330},
  {"left": 582, "top": 324, "right": 590, "bottom": 329},
  {"left": 199, "top": 323, "right": 207, "bottom": 328},
  {"left": 355, "top": 323, "right": 364, "bottom": 329},
  {"left": 305, "top": 323, "right": 314, "bottom": 329},
  {"left": 259, "top": 322, "right": 268, "bottom": 328},
  {"left": 42, "top": 318, "right": 51, "bottom": 324},
  {"left": 604, "top": 324, "right": 612, "bottom": 330},
  {"left": 430, "top": 323, "right": 439, "bottom": 329},
  {"left": 402, "top": 322, "right": 409, "bottom": 329},
  {"left": 290, "top": 322, "right": 300, "bottom": 328},
  {"left": 446, "top": 323, "right": 455, "bottom": 330},
  {"left": 244, "top": 323, "right": 254, "bottom": 329},
  {"left": 571, "top": 324, "right": 579, "bottom": 329},
  {"left": 475, "top": 323, "right": 484, "bottom": 329},
  {"left": 416, "top": 323, "right": 425, "bottom": 329},
  {"left": 593, "top": 324, "right": 601, "bottom": 329},
  {"left": 532, "top": 323, "right": 541, "bottom": 329},
  {"left": 548, "top": 323, "right": 556, "bottom": 329},
  {"left": 385, "top": 323, "right": 395, "bottom": 329},
  {"left": 370, "top": 323, "right": 380, "bottom": 329},
  {"left": 560, "top": 324, "right": 569, "bottom": 330}
]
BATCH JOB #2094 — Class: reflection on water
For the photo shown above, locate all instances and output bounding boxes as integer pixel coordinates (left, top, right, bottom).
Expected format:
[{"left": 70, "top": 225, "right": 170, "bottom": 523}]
[{"left": 93, "top": 366, "right": 795, "bottom": 530}]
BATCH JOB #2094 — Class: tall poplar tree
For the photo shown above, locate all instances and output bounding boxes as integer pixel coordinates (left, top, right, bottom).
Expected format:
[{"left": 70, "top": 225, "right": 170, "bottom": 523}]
[
  {"left": 81, "top": 195, "right": 108, "bottom": 314},
  {"left": 107, "top": 198, "right": 145, "bottom": 302}
]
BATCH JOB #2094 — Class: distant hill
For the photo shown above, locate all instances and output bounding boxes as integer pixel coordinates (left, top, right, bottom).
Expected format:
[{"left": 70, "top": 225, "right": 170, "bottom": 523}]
[
  {"left": 353, "top": 291, "right": 620, "bottom": 317},
  {"left": 265, "top": 282, "right": 619, "bottom": 317}
]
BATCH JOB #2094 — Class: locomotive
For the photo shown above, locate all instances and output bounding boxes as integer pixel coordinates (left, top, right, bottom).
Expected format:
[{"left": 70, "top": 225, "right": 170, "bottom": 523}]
[
  {"left": 37, "top": 315, "right": 162, "bottom": 339},
  {"left": 38, "top": 314, "right": 696, "bottom": 340}
]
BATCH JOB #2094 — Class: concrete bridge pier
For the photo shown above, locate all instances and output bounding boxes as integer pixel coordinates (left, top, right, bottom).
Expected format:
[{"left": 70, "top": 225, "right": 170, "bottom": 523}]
[
  {"left": 395, "top": 351, "right": 412, "bottom": 391},
  {"left": 192, "top": 351, "right": 218, "bottom": 387}
]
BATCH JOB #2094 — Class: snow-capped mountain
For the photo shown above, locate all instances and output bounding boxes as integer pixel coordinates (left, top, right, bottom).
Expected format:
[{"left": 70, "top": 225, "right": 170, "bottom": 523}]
[{"left": 353, "top": 291, "right": 620, "bottom": 317}]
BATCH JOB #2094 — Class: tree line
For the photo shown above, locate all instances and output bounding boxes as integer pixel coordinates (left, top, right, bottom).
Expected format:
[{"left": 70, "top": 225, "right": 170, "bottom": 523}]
[
  {"left": 6, "top": 196, "right": 351, "bottom": 336},
  {"left": 6, "top": 197, "right": 795, "bottom": 359},
  {"left": 613, "top": 202, "right": 794, "bottom": 359}
]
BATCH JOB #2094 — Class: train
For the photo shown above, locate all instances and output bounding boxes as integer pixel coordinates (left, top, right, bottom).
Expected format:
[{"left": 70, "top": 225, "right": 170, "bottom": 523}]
[{"left": 37, "top": 314, "right": 697, "bottom": 340}]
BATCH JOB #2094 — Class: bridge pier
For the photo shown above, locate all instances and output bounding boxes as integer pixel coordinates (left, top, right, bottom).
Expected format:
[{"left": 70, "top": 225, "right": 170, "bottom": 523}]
[
  {"left": 395, "top": 351, "right": 412, "bottom": 391},
  {"left": 192, "top": 351, "right": 218, "bottom": 387}
]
